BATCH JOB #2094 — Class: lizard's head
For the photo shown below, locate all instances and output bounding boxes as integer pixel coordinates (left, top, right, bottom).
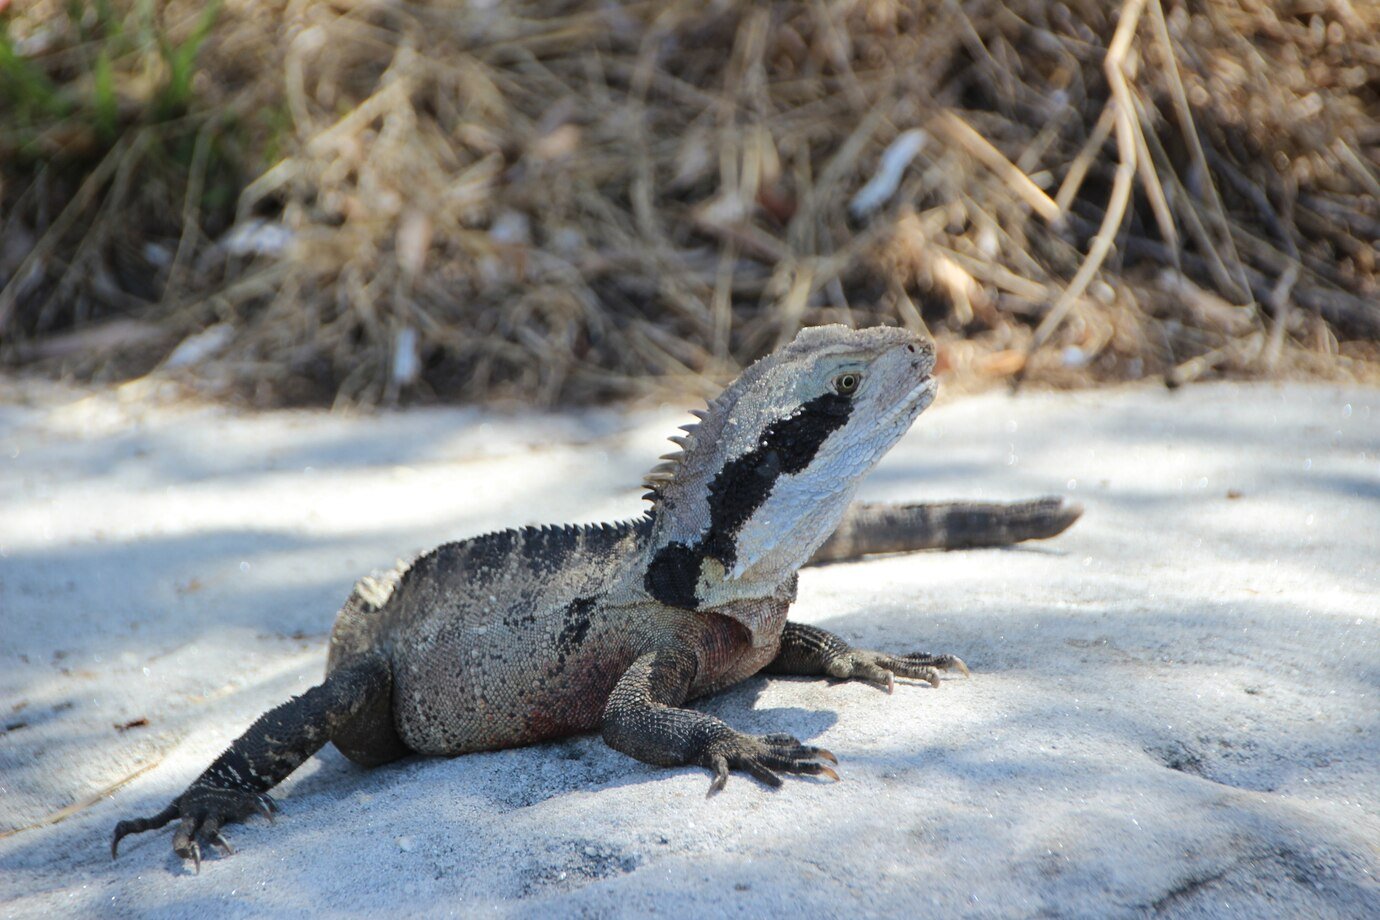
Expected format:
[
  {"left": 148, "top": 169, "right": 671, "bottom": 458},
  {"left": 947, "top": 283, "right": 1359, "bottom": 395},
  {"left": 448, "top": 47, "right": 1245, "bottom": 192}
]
[{"left": 643, "top": 324, "right": 936, "bottom": 605}]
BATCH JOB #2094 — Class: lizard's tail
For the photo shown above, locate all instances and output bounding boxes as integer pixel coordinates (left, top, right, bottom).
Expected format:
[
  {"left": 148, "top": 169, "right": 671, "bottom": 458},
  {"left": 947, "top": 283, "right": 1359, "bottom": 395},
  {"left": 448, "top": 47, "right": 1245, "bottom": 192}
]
[{"left": 807, "top": 496, "right": 1082, "bottom": 565}]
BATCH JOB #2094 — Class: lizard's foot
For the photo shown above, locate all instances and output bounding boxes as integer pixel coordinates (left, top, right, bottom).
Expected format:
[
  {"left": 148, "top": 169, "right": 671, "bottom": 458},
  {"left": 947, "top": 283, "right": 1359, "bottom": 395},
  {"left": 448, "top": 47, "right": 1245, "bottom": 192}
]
[
  {"left": 111, "top": 785, "right": 277, "bottom": 872},
  {"left": 828, "top": 650, "right": 969, "bottom": 693},
  {"left": 700, "top": 731, "right": 840, "bottom": 796}
]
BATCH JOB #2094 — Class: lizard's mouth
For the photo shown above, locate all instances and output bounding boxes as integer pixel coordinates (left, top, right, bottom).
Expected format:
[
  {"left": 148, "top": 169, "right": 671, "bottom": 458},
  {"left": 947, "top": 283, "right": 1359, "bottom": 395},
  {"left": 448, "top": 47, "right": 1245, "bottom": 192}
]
[
  {"left": 907, "top": 375, "right": 937, "bottom": 413},
  {"left": 881, "top": 374, "right": 936, "bottom": 427}
]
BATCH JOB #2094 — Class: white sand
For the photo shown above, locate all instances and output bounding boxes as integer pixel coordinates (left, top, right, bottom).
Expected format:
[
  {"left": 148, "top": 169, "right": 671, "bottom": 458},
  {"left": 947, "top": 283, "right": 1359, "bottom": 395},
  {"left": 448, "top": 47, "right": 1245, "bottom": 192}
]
[{"left": 1, "top": 380, "right": 1376, "bottom": 918}]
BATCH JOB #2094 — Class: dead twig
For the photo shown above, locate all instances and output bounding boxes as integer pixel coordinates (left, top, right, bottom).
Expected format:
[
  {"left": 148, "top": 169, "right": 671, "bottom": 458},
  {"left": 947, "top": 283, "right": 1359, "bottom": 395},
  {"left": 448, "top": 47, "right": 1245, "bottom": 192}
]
[{"left": 1018, "top": 0, "right": 1149, "bottom": 388}]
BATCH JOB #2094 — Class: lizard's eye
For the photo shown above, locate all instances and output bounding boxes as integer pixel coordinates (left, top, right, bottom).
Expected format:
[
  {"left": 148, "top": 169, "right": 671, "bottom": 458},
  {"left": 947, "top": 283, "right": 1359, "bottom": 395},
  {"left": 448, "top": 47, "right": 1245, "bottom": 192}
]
[{"left": 833, "top": 372, "right": 861, "bottom": 396}]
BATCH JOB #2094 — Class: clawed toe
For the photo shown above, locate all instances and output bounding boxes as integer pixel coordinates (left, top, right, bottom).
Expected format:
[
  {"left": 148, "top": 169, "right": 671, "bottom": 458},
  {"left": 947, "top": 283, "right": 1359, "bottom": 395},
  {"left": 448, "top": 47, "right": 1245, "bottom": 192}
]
[
  {"left": 173, "top": 815, "right": 231, "bottom": 873},
  {"left": 910, "top": 667, "right": 940, "bottom": 689},
  {"left": 845, "top": 660, "right": 897, "bottom": 693},
  {"left": 254, "top": 793, "right": 278, "bottom": 823},
  {"left": 708, "top": 757, "right": 731, "bottom": 795},
  {"left": 703, "top": 733, "right": 841, "bottom": 795},
  {"left": 886, "top": 652, "right": 970, "bottom": 686},
  {"left": 916, "top": 653, "right": 969, "bottom": 678},
  {"left": 173, "top": 821, "right": 203, "bottom": 874},
  {"left": 111, "top": 786, "right": 279, "bottom": 869},
  {"left": 209, "top": 831, "right": 235, "bottom": 856},
  {"left": 111, "top": 803, "right": 179, "bottom": 860},
  {"left": 737, "top": 759, "right": 785, "bottom": 789},
  {"left": 786, "top": 760, "right": 841, "bottom": 782}
]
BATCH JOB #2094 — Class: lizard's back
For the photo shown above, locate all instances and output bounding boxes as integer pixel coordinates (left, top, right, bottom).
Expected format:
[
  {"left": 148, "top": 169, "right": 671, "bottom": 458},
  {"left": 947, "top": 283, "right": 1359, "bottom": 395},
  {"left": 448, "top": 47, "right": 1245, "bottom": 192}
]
[{"left": 328, "top": 519, "right": 652, "bottom": 756}]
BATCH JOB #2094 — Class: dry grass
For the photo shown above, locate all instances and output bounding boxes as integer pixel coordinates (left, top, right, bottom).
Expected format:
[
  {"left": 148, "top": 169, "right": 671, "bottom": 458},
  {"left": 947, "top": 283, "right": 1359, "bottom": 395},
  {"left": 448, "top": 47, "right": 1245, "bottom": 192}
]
[{"left": 2, "top": 0, "right": 1378, "bottom": 406}]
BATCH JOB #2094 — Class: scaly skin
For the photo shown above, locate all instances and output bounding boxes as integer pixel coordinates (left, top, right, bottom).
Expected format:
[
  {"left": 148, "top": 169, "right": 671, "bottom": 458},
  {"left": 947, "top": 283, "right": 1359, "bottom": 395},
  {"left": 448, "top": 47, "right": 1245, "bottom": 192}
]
[{"left": 111, "top": 325, "right": 1081, "bottom": 870}]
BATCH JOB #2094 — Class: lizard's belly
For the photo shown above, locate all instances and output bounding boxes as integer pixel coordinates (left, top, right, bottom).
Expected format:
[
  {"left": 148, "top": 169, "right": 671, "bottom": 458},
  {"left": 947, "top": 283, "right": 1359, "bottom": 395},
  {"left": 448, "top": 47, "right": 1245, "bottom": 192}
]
[
  {"left": 386, "top": 593, "right": 788, "bottom": 752},
  {"left": 389, "top": 607, "right": 637, "bottom": 756}
]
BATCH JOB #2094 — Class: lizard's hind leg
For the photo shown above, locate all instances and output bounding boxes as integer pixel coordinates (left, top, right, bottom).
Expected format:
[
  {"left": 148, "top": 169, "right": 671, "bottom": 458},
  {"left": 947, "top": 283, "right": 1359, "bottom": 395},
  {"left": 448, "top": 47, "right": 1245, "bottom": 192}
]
[{"left": 111, "top": 651, "right": 393, "bottom": 870}]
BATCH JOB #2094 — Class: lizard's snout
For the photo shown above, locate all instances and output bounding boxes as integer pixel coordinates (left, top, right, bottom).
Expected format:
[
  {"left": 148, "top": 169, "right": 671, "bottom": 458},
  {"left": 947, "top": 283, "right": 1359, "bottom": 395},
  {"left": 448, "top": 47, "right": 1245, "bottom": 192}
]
[{"left": 901, "top": 338, "right": 937, "bottom": 378}]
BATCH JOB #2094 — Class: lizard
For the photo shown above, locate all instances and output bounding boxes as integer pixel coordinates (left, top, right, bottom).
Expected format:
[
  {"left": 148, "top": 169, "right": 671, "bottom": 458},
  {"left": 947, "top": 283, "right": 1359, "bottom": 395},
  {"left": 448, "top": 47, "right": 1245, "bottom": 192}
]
[{"left": 110, "top": 324, "right": 1081, "bottom": 870}]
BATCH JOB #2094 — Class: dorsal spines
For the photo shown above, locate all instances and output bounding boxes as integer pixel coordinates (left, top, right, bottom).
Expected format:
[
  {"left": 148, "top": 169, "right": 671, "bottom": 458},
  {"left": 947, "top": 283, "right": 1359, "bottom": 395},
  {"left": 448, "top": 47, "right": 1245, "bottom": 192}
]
[{"left": 638, "top": 383, "right": 745, "bottom": 508}]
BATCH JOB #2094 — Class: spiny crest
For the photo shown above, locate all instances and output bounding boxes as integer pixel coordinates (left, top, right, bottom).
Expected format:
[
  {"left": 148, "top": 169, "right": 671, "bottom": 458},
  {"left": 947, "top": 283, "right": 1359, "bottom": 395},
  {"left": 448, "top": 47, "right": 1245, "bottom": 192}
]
[
  {"left": 641, "top": 409, "right": 708, "bottom": 502},
  {"left": 349, "top": 562, "right": 409, "bottom": 612},
  {"left": 639, "top": 352, "right": 765, "bottom": 507}
]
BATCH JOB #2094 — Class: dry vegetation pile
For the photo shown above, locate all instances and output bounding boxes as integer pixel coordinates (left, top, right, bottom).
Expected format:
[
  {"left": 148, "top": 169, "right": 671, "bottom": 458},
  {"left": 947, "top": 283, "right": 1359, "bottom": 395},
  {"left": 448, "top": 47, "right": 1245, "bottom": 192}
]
[{"left": 2, "top": 0, "right": 1378, "bottom": 405}]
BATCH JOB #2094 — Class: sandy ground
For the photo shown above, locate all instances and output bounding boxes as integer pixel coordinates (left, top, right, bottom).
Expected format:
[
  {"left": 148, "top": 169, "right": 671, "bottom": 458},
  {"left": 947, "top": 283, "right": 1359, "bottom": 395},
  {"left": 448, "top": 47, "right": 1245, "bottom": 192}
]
[{"left": 0, "top": 379, "right": 1376, "bottom": 919}]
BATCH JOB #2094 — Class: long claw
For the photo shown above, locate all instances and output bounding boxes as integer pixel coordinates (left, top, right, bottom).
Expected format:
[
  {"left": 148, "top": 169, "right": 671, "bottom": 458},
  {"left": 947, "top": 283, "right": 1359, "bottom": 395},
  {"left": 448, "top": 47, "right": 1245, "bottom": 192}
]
[
  {"left": 783, "top": 761, "right": 841, "bottom": 781},
  {"left": 816, "top": 748, "right": 838, "bottom": 765},
  {"left": 209, "top": 832, "right": 234, "bottom": 856},
  {"left": 948, "top": 656, "right": 971, "bottom": 678},
  {"left": 173, "top": 816, "right": 203, "bottom": 871},
  {"left": 707, "top": 757, "right": 729, "bottom": 797}
]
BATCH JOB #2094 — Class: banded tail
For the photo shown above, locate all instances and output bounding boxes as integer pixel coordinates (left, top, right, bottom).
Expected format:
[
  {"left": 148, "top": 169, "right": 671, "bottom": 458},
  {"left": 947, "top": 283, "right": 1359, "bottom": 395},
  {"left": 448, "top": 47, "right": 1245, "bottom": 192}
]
[{"left": 807, "top": 497, "right": 1082, "bottom": 565}]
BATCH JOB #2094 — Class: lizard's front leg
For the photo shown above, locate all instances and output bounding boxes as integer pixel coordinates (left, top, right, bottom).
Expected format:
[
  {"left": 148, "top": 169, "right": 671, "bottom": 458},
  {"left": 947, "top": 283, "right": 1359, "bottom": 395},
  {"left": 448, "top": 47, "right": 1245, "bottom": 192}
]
[
  {"left": 763, "top": 621, "right": 969, "bottom": 693},
  {"left": 602, "top": 646, "right": 839, "bottom": 794}
]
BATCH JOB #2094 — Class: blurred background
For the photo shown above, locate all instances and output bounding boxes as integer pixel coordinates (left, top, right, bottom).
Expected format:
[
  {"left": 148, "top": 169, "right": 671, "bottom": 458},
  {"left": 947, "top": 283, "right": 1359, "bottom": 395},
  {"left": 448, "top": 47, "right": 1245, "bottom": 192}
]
[{"left": 1, "top": 0, "right": 1377, "bottom": 407}]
